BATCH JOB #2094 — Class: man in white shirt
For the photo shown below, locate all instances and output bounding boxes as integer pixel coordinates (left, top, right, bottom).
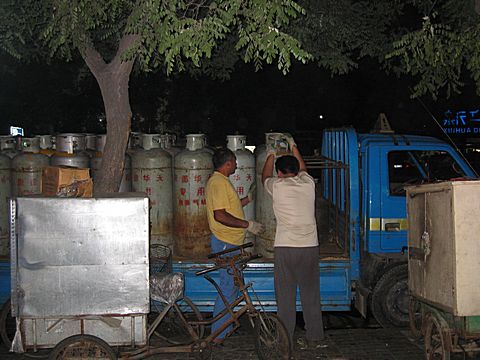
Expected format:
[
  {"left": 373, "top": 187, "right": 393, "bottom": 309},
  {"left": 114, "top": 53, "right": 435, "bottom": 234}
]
[{"left": 261, "top": 134, "right": 324, "bottom": 348}]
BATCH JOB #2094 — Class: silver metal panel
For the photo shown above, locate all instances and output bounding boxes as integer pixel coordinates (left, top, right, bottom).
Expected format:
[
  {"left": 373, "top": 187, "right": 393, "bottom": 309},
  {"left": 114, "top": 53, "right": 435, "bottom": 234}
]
[
  {"left": 14, "top": 196, "right": 149, "bottom": 317},
  {"left": 22, "top": 315, "right": 147, "bottom": 348}
]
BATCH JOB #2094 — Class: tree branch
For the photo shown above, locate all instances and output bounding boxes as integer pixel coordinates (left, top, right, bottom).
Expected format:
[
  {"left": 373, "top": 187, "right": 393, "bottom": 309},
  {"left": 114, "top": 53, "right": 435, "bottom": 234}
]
[
  {"left": 80, "top": 44, "right": 107, "bottom": 78},
  {"left": 110, "top": 33, "right": 141, "bottom": 69}
]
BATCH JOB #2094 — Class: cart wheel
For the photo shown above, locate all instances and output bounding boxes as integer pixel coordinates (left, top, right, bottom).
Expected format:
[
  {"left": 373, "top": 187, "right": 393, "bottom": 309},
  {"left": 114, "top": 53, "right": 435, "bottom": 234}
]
[
  {"left": 0, "top": 298, "right": 15, "bottom": 349},
  {"left": 409, "top": 296, "right": 423, "bottom": 339},
  {"left": 424, "top": 315, "right": 450, "bottom": 360},
  {"left": 48, "top": 334, "right": 117, "bottom": 360},
  {"left": 254, "top": 313, "right": 291, "bottom": 360},
  {"left": 371, "top": 264, "right": 409, "bottom": 327},
  {"left": 150, "top": 296, "right": 204, "bottom": 344}
]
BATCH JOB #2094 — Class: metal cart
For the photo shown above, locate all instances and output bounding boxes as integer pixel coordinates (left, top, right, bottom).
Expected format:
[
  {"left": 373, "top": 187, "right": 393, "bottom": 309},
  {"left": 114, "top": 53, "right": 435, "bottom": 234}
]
[
  {"left": 9, "top": 195, "right": 151, "bottom": 354},
  {"left": 7, "top": 196, "right": 290, "bottom": 360},
  {"left": 407, "top": 181, "right": 480, "bottom": 359}
]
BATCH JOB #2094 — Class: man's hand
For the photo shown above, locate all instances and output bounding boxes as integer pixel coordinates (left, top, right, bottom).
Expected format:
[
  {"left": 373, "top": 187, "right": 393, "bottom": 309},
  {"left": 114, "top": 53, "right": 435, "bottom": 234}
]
[
  {"left": 283, "top": 133, "right": 296, "bottom": 149},
  {"left": 247, "top": 220, "right": 265, "bottom": 235},
  {"left": 247, "top": 183, "right": 256, "bottom": 202}
]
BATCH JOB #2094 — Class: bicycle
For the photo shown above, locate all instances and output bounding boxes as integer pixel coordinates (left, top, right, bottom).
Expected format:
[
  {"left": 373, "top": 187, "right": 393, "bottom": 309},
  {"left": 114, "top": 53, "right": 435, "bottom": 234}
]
[
  {"left": 4, "top": 242, "right": 291, "bottom": 360},
  {"left": 193, "top": 241, "right": 291, "bottom": 360},
  {"left": 123, "top": 241, "right": 291, "bottom": 360}
]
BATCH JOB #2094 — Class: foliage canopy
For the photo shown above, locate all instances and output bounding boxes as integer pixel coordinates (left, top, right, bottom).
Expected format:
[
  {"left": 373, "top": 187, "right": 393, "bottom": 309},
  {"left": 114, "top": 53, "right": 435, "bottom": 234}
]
[
  {"left": 1, "top": 0, "right": 312, "bottom": 75},
  {"left": 387, "top": 0, "right": 480, "bottom": 99}
]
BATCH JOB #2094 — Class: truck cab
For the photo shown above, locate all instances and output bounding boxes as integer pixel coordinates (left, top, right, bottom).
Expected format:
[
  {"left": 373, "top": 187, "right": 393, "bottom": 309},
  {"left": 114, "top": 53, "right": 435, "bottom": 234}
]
[{"left": 319, "top": 127, "right": 476, "bottom": 327}]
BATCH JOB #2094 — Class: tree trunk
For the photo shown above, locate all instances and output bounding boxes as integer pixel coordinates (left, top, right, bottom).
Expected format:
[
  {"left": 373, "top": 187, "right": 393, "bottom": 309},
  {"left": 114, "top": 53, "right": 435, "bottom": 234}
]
[{"left": 80, "top": 35, "right": 139, "bottom": 193}]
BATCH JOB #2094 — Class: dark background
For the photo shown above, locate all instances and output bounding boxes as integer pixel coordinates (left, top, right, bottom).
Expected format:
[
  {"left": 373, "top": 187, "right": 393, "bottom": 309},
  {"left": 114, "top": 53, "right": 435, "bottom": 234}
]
[{"left": 1, "top": 54, "right": 478, "bottom": 153}]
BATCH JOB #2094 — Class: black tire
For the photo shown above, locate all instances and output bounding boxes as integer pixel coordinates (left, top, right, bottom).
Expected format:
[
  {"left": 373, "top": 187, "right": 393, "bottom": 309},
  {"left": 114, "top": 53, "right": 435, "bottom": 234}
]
[
  {"left": 254, "top": 313, "right": 291, "bottom": 360},
  {"left": 48, "top": 334, "right": 117, "bottom": 360},
  {"left": 424, "top": 314, "right": 450, "bottom": 360},
  {"left": 150, "top": 296, "right": 204, "bottom": 343},
  {"left": 0, "top": 298, "right": 14, "bottom": 349},
  {"left": 408, "top": 296, "right": 423, "bottom": 339},
  {"left": 370, "top": 264, "right": 409, "bottom": 328}
]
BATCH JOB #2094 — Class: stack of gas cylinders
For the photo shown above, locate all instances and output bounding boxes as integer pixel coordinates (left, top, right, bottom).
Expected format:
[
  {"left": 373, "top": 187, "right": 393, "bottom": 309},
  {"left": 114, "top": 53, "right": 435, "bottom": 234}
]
[{"left": 0, "top": 132, "right": 290, "bottom": 259}]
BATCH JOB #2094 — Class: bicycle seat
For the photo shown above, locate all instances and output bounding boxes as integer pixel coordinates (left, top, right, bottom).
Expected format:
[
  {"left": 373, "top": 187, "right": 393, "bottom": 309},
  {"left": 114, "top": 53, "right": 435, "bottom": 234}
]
[{"left": 150, "top": 273, "right": 184, "bottom": 305}]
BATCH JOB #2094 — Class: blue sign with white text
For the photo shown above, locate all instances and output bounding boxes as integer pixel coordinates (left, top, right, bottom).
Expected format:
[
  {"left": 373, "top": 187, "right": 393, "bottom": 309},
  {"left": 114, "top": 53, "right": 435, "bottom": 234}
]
[{"left": 443, "top": 109, "right": 480, "bottom": 136}]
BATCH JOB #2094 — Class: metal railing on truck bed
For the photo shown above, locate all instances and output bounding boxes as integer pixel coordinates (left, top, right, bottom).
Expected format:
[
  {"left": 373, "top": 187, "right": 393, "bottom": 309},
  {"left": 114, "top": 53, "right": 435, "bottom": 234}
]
[{"left": 304, "top": 155, "right": 350, "bottom": 259}]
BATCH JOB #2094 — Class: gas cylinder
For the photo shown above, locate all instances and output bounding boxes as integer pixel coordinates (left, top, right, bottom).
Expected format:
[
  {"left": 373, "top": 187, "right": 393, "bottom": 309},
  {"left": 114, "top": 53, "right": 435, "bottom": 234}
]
[
  {"left": 51, "top": 133, "right": 90, "bottom": 168},
  {"left": 84, "top": 133, "right": 97, "bottom": 158},
  {"left": 12, "top": 137, "right": 49, "bottom": 196},
  {"left": 96, "top": 134, "right": 107, "bottom": 155},
  {"left": 174, "top": 134, "right": 213, "bottom": 258},
  {"left": 160, "top": 134, "right": 182, "bottom": 158},
  {"left": 90, "top": 134, "right": 132, "bottom": 192},
  {"left": 0, "top": 136, "right": 19, "bottom": 159},
  {"left": 132, "top": 134, "right": 173, "bottom": 247},
  {"left": 227, "top": 135, "right": 256, "bottom": 244},
  {"left": 127, "top": 132, "right": 143, "bottom": 156},
  {"left": 90, "top": 135, "right": 103, "bottom": 187},
  {"left": 254, "top": 132, "right": 293, "bottom": 258},
  {"left": 202, "top": 134, "right": 215, "bottom": 154},
  {"left": 0, "top": 154, "right": 11, "bottom": 256},
  {"left": 36, "top": 135, "right": 55, "bottom": 157}
]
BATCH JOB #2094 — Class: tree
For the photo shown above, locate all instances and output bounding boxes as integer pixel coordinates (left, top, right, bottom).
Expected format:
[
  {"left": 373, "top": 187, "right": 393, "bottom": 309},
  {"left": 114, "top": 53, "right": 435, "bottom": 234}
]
[
  {"left": 0, "top": 0, "right": 311, "bottom": 192},
  {"left": 289, "top": 0, "right": 407, "bottom": 76},
  {"left": 387, "top": 0, "right": 480, "bottom": 99}
]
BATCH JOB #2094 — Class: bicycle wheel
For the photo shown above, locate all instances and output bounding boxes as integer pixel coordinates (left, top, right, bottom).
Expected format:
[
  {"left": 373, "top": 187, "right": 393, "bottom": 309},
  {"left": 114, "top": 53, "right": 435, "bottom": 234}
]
[
  {"left": 254, "top": 313, "right": 291, "bottom": 360},
  {"left": 150, "top": 297, "right": 204, "bottom": 344},
  {"left": 48, "top": 334, "right": 117, "bottom": 360},
  {"left": 0, "top": 298, "right": 14, "bottom": 349}
]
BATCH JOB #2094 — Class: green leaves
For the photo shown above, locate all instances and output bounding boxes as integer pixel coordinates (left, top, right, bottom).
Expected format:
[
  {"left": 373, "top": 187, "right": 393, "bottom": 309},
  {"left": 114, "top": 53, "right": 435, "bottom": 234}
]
[
  {"left": 387, "top": 1, "right": 480, "bottom": 99},
  {"left": 387, "top": 12, "right": 477, "bottom": 99},
  {"left": 0, "top": 0, "right": 312, "bottom": 76},
  {"left": 234, "top": 0, "right": 312, "bottom": 74},
  {"left": 128, "top": 0, "right": 312, "bottom": 75}
]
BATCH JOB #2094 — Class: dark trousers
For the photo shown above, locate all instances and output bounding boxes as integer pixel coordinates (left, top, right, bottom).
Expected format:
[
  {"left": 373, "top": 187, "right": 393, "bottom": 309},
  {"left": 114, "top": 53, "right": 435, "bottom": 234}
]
[{"left": 274, "top": 246, "right": 324, "bottom": 343}]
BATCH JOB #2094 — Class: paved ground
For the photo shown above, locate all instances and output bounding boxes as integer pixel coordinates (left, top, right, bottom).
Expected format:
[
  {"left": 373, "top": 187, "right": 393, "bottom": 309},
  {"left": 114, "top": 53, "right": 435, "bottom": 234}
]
[
  {"left": 0, "top": 319, "right": 427, "bottom": 360},
  {"left": 5, "top": 312, "right": 480, "bottom": 359}
]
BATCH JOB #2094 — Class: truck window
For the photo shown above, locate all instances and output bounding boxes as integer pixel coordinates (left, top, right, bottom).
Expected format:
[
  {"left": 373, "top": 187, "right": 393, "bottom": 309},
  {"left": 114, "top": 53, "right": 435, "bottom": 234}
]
[{"left": 388, "top": 151, "right": 466, "bottom": 196}]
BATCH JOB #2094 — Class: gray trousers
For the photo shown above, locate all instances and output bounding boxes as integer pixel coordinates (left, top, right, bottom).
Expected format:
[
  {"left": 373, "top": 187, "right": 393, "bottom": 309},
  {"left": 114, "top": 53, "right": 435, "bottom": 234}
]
[{"left": 274, "top": 246, "right": 324, "bottom": 342}]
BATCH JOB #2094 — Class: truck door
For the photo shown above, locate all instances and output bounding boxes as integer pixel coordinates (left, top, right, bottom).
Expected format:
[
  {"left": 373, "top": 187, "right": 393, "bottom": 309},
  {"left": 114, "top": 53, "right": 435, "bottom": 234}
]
[
  {"left": 378, "top": 150, "right": 421, "bottom": 251},
  {"left": 365, "top": 145, "right": 412, "bottom": 252},
  {"left": 370, "top": 147, "right": 469, "bottom": 252}
]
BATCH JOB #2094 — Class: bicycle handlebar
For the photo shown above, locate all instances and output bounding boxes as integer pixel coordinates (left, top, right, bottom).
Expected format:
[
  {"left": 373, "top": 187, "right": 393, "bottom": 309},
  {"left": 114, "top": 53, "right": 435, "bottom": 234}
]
[
  {"left": 195, "top": 253, "right": 262, "bottom": 276},
  {"left": 207, "top": 242, "right": 254, "bottom": 259}
]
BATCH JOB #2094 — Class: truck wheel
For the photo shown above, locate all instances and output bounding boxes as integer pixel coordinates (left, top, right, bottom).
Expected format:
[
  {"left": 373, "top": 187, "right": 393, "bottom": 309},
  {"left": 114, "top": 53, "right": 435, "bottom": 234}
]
[{"left": 371, "top": 264, "right": 409, "bottom": 328}]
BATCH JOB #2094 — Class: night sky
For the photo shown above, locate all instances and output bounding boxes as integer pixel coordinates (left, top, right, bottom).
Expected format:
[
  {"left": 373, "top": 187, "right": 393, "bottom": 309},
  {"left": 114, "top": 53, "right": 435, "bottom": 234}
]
[{"left": 1, "top": 53, "right": 479, "bottom": 154}]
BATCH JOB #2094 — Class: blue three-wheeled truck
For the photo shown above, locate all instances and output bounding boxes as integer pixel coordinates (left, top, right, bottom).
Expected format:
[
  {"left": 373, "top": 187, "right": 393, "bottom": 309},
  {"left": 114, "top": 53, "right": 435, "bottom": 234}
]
[
  {"left": 0, "top": 125, "right": 476, "bottom": 343},
  {"left": 172, "top": 126, "right": 476, "bottom": 328}
]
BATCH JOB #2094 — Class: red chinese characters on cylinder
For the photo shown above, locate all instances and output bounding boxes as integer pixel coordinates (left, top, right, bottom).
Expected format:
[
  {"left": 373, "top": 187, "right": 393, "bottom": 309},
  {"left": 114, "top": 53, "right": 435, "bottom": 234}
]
[
  {"left": 227, "top": 135, "right": 255, "bottom": 244},
  {"left": 131, "top": 140, "right": 173, "bottom": 248},
  {"left": 173, "top": 134, "right": 213, "bottom": 259}
]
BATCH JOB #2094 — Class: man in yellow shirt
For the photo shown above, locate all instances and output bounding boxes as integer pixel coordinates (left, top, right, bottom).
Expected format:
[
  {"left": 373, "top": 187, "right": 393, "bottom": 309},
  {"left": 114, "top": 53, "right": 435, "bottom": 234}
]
[{"left": 206, "top": 148, "right": 264, "bottom": 344}]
